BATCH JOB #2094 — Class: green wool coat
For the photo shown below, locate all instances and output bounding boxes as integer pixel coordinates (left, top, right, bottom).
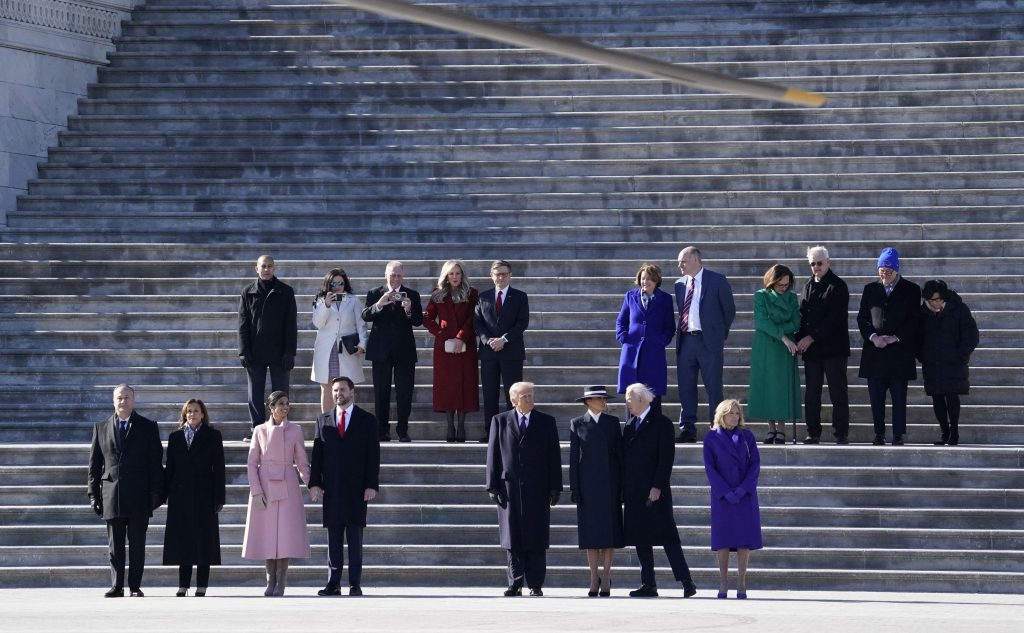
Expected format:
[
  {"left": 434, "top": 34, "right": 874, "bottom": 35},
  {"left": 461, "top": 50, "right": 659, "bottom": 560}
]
[{"left": 747, "top": 288, "right": 802, "bottom": 420}]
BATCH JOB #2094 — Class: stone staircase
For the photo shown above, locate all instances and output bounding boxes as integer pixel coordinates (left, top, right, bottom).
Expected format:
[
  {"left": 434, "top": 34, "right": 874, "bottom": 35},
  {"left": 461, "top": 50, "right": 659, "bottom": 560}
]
[{"left": 0, "top": 0, "right": 1022, "bottom": 592}]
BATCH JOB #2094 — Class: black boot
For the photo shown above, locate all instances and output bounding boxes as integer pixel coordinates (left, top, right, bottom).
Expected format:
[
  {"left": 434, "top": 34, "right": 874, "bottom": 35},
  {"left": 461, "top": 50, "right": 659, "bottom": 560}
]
[
  {"left": 948, "top": 421, "right": 959, "bottom": 446},
  {"left": 934, "top": 421, "right": 950, "bottom": 446},
  {"left": 455, "top": 411, "right": 467, "bottom": 443},
  {"left": 445, "top": 411, "right": 456, "bottom": 442}
]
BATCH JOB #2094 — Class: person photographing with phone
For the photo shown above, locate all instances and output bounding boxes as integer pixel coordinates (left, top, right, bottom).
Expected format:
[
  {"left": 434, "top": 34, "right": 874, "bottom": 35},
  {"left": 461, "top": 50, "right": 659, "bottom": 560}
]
[
  {"left": 362, "top": 261, "right": 423, "bottom": 442},
  {"left": 311, "top": 268, "right": 368, "bottom": 413}
]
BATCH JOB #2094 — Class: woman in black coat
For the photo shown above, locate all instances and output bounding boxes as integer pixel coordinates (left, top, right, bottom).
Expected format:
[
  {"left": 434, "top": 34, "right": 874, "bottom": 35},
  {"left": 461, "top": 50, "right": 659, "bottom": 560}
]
[
  {"left": 917, "top": 280, "right": 980, "bottom": 445},
  {"left": 569, "top": 386, "right": 623, "bottom": 597},
  {"left": 163, "top": 399, "right": 226, "bottom": 596}
]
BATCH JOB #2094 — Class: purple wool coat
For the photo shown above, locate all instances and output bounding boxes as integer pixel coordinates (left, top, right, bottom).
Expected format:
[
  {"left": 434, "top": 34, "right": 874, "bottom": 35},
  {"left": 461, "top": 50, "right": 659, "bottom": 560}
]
[{"left": 702, "top": 426, "right": 762, "bottom": 551}]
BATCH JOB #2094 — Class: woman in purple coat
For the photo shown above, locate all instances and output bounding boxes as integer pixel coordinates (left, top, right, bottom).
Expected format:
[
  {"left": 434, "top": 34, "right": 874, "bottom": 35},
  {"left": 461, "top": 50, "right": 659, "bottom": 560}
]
[
  {"left": 616, "top": 264, "right": 676, "bottom": 415},
  {"left": 703, "top": 399, "right": 762, "bottom": 599}
]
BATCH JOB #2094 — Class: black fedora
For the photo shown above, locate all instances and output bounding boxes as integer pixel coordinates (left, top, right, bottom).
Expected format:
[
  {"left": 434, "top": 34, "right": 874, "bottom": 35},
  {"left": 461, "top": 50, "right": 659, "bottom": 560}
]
[{"left": 575, "top": 385, "right": 613, "bottom": 402}]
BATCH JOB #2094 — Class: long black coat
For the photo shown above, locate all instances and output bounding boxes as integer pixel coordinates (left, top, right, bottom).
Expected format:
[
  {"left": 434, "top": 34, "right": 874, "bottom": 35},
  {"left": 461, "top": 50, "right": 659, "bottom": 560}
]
[
  {"left": 309, "top": 405, "right": 381, "bottom": 527},
  {"left": 916, "top": 291, "right": 980, "bottom": 396},
  {"left": 238, "top": 277, "right": 298, "bottom": 364},
  {"left": 857, "top": 276, "right": 921, "bottom": 381},
  {"left": 796, "top": 269, "right": 851, "bottom": 361},
  {"left": 485, "top": 409, "right": 563, "bottom": 551},
  {"left": 569, "top": 413, "right": 624, "bottom": 549},
  {"left": 361, "top": 285, "right": 423, "bottom": 364},
  {"left": 621, "top": 411, "right": 680, "bottom": 547},
  {"left": 162, "top": 424, "right": 225, "bottom": 565},
  {"left": 88, "top": 412, "right": 164, "bottom": 520}
]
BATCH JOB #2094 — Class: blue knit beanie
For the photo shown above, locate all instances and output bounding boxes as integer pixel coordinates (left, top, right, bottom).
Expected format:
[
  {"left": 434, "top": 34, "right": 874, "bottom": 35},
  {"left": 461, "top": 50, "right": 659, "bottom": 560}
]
[{"left": 876, "top": 247, "right": 900, "bottom": 272}]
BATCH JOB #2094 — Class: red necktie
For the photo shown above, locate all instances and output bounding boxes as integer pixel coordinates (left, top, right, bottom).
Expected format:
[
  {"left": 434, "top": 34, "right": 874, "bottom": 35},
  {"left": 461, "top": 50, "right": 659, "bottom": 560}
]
[
  {"left": 680, "top": 278, "right": 694, "bottom": 333},
  {"left": 496, "top": 290, "right": 503, "bottom": 316},
  {"left": 337, "top": 409, "right": 346, "bottom": 439}
]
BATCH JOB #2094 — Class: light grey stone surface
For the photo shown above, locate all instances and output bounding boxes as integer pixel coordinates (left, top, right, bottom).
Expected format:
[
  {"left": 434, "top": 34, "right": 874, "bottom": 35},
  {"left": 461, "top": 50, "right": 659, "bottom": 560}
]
[{"left": 0, "top": 0, "right": 139, "bottom": 224}]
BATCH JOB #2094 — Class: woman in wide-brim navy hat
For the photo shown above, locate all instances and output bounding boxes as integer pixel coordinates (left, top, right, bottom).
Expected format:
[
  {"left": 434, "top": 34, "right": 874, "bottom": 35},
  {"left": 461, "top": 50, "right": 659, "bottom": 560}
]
[{"left": 568, "top": 386, "right": 624, "bottom": 597}]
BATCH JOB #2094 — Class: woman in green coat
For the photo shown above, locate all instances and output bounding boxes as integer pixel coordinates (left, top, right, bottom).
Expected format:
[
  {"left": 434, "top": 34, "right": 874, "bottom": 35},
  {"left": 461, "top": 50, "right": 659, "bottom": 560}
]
[{"left": 748, "top": 264, "right": 802, "bottom": 444}]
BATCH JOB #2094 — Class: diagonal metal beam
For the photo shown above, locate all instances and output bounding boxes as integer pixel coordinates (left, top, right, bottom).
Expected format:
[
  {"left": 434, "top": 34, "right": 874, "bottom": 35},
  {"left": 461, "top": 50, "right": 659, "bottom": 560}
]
[{"left": 332, "top": 0, "right": 826, "bottom": 107}]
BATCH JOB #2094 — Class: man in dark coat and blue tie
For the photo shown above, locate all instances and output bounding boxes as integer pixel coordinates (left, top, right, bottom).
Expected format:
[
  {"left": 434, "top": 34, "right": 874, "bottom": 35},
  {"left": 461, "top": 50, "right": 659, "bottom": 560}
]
[
  {"left": 310, "top": 376, "right": 381, "bottom": 596},
  {"left": 675, "top": 246, "right": 736, "bottom": 443},
  {"left": 87, "top": 384, "right": 164, "bottom": 597},
  {"left": 622, "top": 383, "right": 697, "bottom": 598},
  {"left": 485, "top": 382, "right": 562, "bottom": 596},
  {"left": 475, "top": 259, "right": 530, "bottom": 442}
]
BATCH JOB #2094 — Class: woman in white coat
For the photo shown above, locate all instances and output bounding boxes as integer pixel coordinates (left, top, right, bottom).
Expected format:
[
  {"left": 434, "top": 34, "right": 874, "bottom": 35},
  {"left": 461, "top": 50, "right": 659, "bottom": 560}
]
[{"left": 311, "top": 268, "right": 368, "bottom": 412}]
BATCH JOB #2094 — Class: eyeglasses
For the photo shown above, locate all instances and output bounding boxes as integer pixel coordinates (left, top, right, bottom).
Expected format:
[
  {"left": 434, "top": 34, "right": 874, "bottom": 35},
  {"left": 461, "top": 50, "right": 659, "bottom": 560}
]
[
  {"left": 809, "top": 261, "right": 825, "bottom": 267},
  {"left": 329, "top": 281, "right": 345, "bottom": 287},
  {"left": 491, "top": 271, "right": 511, "bottom": 278}
]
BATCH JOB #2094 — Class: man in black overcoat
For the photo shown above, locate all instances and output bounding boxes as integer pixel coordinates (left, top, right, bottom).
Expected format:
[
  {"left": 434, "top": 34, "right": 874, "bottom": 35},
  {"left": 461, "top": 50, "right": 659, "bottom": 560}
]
[
  {"left": 796, "top": 245, "right": 851, "bottom": 444},
  {"left": 310, "top": 376, "right": 381, "bottom": 596},
  {"left": 475, "top": 259, "right": 530, "bottom": 442},
  {"left": 238, "top": 255, "right": 298, "bottom": 428},
  {"left": 362, "top": 260, "right": 423, "bottom": 442},
  {"left": 621, "top": 383, "right": 697, "bottom": 598},
  {"left": 485, "top": 382, "right": 562, "bottom": 596},
  {"left": 857, "top": 247, "right": 921, "bottom": 446},
  {"left": 87, "top": 384, "right": 164, "bottom": 597}
]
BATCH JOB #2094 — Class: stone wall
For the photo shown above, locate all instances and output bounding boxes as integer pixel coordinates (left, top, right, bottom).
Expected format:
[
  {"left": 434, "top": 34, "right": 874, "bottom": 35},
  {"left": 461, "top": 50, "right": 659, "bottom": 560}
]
[{"left": 0, "top": 0, "right": 138, "bottom": 224}]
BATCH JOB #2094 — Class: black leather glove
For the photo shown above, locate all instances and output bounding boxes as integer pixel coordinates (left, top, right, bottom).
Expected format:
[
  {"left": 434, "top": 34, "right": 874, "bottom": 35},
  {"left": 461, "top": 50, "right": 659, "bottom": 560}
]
[
  {"left": 151, "top": 493, "right": 164, "bottom": 511},
  {"left": 90, "top": 498, "right": 103, "bottom": 517},
  {"left": 570, "top": 490, "right": 581, "bottom": 505},
  {"left": 282, "top": 355, "right": 295, "bottom": 371},
  {"left": 489, "top": 492, "right": 507, "bottom": 509},
  {"left": 549, "top": 491, "right": 560, "bottom": 507},
  {"left": 239, "top": 354, "right": 252, "bottom": 368}
]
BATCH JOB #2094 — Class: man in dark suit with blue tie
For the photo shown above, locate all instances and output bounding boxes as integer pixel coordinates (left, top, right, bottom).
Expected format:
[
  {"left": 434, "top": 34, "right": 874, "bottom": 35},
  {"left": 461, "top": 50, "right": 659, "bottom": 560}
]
[
  {"left": 475, "top": 259, "right": 530, "bottom": 442},
  {"left": 88, "top": 384, "right": 164, "bottom": 597},
  {"left": 309, "top": 376, "right": 380, "bottom": 596},
  {"left": 486, "top": 382, "right": 562, "bottom": 596},
  {"left": 675, "top": 246, "right": 736, "bottom": 443}
]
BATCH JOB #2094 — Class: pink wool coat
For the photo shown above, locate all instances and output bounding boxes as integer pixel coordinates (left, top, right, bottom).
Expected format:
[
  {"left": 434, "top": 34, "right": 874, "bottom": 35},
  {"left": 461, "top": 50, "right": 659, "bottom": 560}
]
[{"left": 241, "top": 419, "right": 312, "bottom": 560}]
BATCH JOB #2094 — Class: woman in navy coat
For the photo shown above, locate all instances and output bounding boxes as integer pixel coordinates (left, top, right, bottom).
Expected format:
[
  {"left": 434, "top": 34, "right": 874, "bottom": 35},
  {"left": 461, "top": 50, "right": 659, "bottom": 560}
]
[
  {"left": 703, "top": 399, "right": 761, "bottom": 599},
  {"left": 616, "top": 264, "right": 676, "bottom": 414}
]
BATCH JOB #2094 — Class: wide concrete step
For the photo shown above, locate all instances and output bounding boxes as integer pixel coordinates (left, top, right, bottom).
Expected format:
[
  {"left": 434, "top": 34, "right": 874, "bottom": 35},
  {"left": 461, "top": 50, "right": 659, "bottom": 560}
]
[
  {"left": 42, "top": 138, "right": 1024, "bottom": 165},
  {"left": 53, "top": 121, "right": 1024, "bottom": 148},
  {"left": 34, "top": 155, "right": 1024, "bottom": 181}
]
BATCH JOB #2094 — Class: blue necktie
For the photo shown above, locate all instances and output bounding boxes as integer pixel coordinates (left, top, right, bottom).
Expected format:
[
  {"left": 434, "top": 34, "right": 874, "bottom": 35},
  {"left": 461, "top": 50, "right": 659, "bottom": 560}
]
[
  {"left": 118, "top": 420, "right": 128, "bottom": 448},
  {"left": 519, "top": 415, "right": 527, "bottom": 433}
]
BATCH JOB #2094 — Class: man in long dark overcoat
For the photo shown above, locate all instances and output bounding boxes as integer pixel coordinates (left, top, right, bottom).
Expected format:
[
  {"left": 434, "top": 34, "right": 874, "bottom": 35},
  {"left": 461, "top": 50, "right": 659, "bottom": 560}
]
[
  {"left": 88, "top": 384, "right": 164, "bottom": 597},
  {"left": 621, "top": 383, "right": 697, "bottom": 598},
  {"left": 485, "top": 382, "right": 562, "bottom": 596},
  {"left": 310, "top": 376, "right": 381, "bottom": 596}
]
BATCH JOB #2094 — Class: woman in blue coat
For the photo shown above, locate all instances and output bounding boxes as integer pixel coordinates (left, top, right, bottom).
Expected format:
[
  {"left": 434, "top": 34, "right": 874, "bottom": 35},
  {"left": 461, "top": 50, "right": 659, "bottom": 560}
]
[
  {"left": 616, "top": 264, "right": 676, "bottom": 414},
  {"left": 703, "top": 399, "right": 762, "bottom": 599}
]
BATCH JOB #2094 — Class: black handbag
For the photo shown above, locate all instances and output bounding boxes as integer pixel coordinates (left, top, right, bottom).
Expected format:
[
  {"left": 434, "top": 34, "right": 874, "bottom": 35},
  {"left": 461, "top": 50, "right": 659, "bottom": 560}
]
[{"left": 340, "top": 333, "right": 360, "bottom": 355}]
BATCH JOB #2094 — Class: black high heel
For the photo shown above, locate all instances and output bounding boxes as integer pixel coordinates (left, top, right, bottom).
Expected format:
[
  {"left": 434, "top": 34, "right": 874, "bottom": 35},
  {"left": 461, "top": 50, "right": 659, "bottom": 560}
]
[
  {"left": 588, "top": 578, "right": 600, "bottom": 598},
  {"left": 599, "top": 578, "right": 611, "bottom": 597}
]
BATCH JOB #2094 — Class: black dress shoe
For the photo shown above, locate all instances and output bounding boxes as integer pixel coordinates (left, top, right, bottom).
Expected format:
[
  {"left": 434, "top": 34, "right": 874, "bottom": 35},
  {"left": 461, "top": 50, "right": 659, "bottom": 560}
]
[
  {"left": 682, "top": 579, "right": 697, "bottom": 598},
  {"left": 503, "top": 585, "right": 522, "bottom": 597},
  {"left": 129, "top": 589, "right": 145, "bottom": 597},
  {"left": 892, "top": 435, "right": 905, "bottom": 446},
  {"left": 835, "top": 436, "right": 849, "bottom": 445},
  {"left": 317, "top": 584, "right": 341, "bottom": 596},
  {"left": 349, "top": 585, "right": 363, "bottom": 596},
  {"left": 398, "top": 434, "right": 411, "bottom": 443},
  {"left": 379, "top": 434, "right": 391, "bottom": 442},
  {"left": 175, "top": 588, "right": 187, "bottom": 597},
  {"left": 629, "top": 583, "right": 658, "bottom": 598},
  {"left": 872, "top": 435, "right": 886, "bottom": 446},
  {"left": 529, "top": 588, "right": 543, "bottom": 597},
  {"left": 194, "top": 588, "right": 206, "bottom": 597},
  {"left": 104, "top": 587, "right": 124, "bottom": 598},
  {"left": 478, "top": 435, "right": 489, "bottom": 443},
  {"left": 675, "top": 432, "right": 696, "bottom": 444},
  {"left": 802, "top": 436, "right": 820, "bottom": 445}
]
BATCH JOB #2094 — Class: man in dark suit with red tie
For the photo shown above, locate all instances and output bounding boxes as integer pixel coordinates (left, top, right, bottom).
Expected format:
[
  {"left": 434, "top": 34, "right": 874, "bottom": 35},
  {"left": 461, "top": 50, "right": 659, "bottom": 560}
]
[
  {"left": 310, "top": 376, "right": 381, "bottom": 597},
  {"left": 485, "top": 382, "right": 562, "bottom": 596},
  {"left": 474, "top": 259, "right": 530, "bottom": 442},
  {"left": 362, "top": 261, "right": 423, "bottom": 442},
  {"left": 87, "top": 384, "right": 164, "bottom": 597}
]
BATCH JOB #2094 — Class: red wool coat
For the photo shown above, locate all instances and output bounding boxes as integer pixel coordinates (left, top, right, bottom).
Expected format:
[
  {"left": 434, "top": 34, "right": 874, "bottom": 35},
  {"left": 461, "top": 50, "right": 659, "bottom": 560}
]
[{"left": 423, "top": 289, "right": 480, "bottom": 412}]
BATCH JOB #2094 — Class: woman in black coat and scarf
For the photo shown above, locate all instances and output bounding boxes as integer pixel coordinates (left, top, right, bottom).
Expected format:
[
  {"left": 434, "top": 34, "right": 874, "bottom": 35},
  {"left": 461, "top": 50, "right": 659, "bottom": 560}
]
[
  {"left": 163, "top": 399, "right": 226, "bottom": 596},
  {"left": 917, "top": 280, "right": 980, "bottom": 445}
]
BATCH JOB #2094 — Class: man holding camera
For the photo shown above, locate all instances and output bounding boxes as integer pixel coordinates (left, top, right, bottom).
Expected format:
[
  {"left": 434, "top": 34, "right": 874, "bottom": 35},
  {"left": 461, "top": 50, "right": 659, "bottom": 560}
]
[
  {"left": 238, "top": 255, "right": 298, "bottom": 428},
  {"left": 362, "top": 261, "right": 423, "bottom": 442}
]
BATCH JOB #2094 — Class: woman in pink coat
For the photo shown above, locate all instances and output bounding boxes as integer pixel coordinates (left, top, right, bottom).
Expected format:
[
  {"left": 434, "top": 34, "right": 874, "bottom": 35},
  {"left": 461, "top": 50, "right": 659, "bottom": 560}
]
[{"left": 241, "top": 391, "right": 312, "bottom": 596}]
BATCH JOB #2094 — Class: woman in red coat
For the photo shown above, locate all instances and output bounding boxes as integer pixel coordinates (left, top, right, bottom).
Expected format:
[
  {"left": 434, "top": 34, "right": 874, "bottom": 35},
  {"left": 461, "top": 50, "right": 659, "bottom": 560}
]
[{"left": 424, "top": 260, "right": 480, "bottom": 442}]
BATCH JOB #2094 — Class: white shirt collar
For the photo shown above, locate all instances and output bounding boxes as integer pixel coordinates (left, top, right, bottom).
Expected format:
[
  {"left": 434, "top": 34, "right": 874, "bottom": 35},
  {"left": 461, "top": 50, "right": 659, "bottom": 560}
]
[{"left": 335, "top": 403, "right": 355, "bottom": 427}]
